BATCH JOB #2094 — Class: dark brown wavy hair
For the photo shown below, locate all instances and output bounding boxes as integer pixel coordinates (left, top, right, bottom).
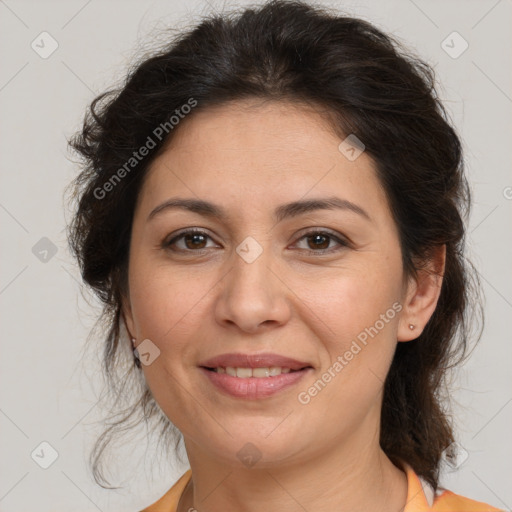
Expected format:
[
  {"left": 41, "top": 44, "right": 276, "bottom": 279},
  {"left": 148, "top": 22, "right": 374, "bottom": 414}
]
[{"left": 66, "top": 0, "right": 483, "bottom": 490}]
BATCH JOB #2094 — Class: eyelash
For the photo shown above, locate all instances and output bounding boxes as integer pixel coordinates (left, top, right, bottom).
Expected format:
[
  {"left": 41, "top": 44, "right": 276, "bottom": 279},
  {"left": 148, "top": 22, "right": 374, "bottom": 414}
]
[{"left": 163, "top": 228, "right": 350, "bottom": 255}]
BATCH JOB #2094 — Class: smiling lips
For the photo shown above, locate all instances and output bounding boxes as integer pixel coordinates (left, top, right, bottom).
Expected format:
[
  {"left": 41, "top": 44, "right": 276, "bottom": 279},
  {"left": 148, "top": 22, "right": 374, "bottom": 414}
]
[
  {"left": 200, "top": 352, "right": 312, "bottom": 371},
  {"left": 199, "top": 352, "right": 313, "bottom": 399}
]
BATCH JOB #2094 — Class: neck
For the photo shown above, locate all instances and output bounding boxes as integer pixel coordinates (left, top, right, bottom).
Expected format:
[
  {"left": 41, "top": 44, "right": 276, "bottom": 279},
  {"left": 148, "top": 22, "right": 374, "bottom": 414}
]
[{"left": 177, "top": 437, "right": 408, "bottom": 512}]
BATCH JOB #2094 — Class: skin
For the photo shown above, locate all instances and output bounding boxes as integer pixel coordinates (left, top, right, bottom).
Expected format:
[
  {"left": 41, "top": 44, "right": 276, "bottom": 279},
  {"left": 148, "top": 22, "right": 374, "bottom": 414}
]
[{"left": 122, "top": 98, "right": 446, "bottom": 512}]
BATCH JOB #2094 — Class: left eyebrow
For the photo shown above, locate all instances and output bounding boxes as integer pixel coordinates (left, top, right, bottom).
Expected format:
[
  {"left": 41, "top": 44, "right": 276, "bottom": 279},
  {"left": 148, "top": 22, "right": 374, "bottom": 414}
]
[
  {"left": 274, "top": 197, "right": 371, "bottom": 223},
  {"left": 147, "top": 196, "right": 372, "bottom": 223}
]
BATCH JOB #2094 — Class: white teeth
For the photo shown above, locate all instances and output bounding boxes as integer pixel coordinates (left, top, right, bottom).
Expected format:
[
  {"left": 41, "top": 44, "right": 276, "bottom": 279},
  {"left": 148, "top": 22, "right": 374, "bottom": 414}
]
[
  {"left": 236, "top": 367, "right": 252, "bottom": 378},
  {"left": 252, "top": 367, "right": 270, "bottom": 378},
  {"left": 216, "top": 366, "right": 293, "bottom": 378}
]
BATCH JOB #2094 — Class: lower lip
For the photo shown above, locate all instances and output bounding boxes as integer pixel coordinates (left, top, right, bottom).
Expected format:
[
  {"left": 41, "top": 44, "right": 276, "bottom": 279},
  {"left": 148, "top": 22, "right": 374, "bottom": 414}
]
[{"left": 200, "top": 367, "right": 312, "bottom": 399}]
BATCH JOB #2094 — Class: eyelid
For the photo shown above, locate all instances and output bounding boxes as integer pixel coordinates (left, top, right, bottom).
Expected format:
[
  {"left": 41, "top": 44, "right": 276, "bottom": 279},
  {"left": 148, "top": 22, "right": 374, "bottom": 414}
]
[{"left": 294, "top": 227, "right": 349, "bottom": 242}]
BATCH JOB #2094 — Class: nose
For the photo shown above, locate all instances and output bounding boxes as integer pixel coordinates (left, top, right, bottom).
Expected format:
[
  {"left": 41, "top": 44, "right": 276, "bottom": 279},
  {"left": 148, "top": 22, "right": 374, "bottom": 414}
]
[{"left": 214, "top": 244, "right": 292, "bottom": 334}]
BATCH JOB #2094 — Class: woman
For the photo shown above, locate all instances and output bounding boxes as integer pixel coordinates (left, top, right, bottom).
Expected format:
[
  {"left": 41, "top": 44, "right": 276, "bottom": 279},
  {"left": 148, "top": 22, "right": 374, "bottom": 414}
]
[{"left": 67, "top": 1, "right": 501, "bottom": 510}]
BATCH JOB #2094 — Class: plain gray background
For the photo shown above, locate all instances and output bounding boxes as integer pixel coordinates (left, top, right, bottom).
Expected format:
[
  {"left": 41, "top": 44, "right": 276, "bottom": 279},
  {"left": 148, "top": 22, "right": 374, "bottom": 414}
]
[{"left": 0, "top": 0, "right": 511, "bottom": 510}]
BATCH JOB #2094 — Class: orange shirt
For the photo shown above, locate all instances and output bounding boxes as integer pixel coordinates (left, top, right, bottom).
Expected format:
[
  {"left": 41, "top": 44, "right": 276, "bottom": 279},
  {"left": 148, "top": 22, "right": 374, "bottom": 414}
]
[{"left": 141, "top": 464, "right": 502, "bottom": 512}]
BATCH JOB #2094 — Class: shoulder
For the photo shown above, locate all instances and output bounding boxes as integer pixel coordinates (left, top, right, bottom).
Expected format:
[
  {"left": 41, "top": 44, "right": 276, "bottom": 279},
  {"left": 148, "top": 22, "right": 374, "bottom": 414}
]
[
  {"left": 141, "top": 465, "right": 503, "bottom": 512},
  {"left": 432, "top": 488, "right": 503, "bottom": 511},
  {"left": 140, "top": 469, "right": 192, "bottom": 512},
  {"left": 402, "top": 462, "right": 502, "bottom": 511}
]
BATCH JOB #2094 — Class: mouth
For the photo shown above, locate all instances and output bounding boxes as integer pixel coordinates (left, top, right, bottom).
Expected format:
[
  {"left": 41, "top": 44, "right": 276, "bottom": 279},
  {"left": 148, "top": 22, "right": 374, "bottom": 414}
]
[
  {"left": 198, "top": 352, "right": 314, "bottom": 399},
  {"left": 201, "top": 365, "right": 312, "bottom": 377},
  {"left": 199, "top": 352, "right": 313, "bottom": 372},
  {"left": 199, "top": 364, "right": 313, "bottom": 399}
]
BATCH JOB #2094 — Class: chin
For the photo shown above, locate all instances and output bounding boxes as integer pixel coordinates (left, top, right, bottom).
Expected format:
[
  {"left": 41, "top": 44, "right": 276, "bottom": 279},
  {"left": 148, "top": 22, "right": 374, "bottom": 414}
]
[{"left": 197, "top": 428, "right": 308, "bottom": 469}]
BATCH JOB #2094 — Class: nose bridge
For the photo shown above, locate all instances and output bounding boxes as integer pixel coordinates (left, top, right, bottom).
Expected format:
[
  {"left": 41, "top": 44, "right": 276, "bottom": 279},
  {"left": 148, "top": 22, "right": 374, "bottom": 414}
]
[
  {"left": 215, "top": 234, "right": 290, "bottom": 331},
  {"left": 230, "top": 234, "right": 276, "bottom": 301}
]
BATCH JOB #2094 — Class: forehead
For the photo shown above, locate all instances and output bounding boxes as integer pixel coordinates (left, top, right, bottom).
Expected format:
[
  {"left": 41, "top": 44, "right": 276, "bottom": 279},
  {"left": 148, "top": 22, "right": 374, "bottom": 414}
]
[
  {"left": 157, "top": 99, "right": 349, "bottom": 171},
  {"left": 137, "top": 99, "right": 390, "bottom": 222}
]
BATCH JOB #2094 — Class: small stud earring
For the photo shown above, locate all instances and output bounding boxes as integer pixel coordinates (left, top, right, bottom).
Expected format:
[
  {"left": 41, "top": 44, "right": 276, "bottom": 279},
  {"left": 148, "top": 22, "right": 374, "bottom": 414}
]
[{"left": 409, "top": 324, "right": 415, "bottom": 330}]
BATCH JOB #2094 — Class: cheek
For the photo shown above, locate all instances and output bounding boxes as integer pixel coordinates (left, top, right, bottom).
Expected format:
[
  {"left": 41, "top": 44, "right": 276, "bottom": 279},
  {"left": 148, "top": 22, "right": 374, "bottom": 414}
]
[
  {"left": 129, "top": 257, "right": 214, "bottom": 341},
  {"left": 295, "top": 255, "right": 401, "bottom": 334},
  {"left": 292, "top": 257, "right": 402, "bottom": 384},
  {"left": 128, "top": 262, "right": 211, "bottom": 425}
]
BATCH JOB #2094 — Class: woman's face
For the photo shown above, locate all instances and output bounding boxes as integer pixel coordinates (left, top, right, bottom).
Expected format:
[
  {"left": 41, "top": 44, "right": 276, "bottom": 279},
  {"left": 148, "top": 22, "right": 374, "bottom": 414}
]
[{"left": 123, "top": 99, "right": 420, "bottom": 468}]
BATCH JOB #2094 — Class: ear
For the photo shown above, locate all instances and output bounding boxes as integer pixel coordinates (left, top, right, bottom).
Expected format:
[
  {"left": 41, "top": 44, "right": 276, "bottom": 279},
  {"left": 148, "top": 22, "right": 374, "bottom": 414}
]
[
  {"left": 397, "top": 244, "right": 446, "bottom": 342},
  {"left": 121, "top": 294, "right": 137, "bottom": 342}
]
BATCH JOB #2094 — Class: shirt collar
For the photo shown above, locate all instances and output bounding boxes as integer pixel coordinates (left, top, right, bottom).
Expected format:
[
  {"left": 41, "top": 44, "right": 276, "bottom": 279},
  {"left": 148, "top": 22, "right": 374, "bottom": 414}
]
[{"left": 401, "top": 461, "right": 437, "bottom": 512}]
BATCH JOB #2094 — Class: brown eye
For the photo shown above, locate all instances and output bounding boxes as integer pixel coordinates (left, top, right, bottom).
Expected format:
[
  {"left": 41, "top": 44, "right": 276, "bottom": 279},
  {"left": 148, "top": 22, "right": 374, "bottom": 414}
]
[
  {"left": 183, "top": 232, "right": 208, "bottom": 250},
  {"left": 295, "top": 230, "right": 349, "bottom": 254},
  {"left": 306, "top": 233, "right": 331, "bottom": 250},
  {"left": 164, "top": 229, "right": 218, "bottom": 252}
]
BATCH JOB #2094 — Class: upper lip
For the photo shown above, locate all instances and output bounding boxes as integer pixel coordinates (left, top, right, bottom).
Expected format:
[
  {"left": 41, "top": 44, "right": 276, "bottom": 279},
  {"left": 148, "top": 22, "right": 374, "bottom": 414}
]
[{"left": 199, "top": 352, "right": 313, "bottom": 370}]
